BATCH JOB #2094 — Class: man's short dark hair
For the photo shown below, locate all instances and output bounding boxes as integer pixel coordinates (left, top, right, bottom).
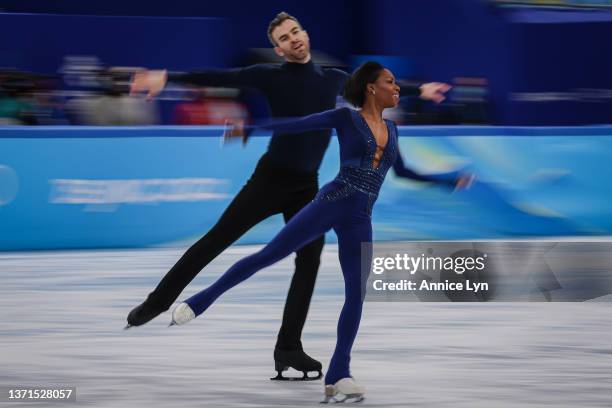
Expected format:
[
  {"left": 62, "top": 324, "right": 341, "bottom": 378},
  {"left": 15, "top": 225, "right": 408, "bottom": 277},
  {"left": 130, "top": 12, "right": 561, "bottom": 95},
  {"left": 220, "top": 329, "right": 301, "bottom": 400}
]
[{"left": 267, "top": 12, "right": 302, "bottom": 46}]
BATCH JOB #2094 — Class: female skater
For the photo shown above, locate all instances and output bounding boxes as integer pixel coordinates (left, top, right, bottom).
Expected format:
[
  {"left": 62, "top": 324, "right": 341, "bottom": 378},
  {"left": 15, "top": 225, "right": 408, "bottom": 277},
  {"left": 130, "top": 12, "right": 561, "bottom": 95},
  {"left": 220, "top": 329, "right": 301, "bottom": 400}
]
[{"left": 170, "top": 61, "right": 471, "bottom": 402}]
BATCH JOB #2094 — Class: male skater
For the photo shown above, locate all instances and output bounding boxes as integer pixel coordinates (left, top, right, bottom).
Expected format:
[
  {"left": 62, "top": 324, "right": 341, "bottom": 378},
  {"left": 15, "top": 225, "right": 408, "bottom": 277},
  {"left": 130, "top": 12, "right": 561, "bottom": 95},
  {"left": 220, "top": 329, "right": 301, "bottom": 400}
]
[{"left": 128, "top": 12, "right": 450, "bottom": 380}]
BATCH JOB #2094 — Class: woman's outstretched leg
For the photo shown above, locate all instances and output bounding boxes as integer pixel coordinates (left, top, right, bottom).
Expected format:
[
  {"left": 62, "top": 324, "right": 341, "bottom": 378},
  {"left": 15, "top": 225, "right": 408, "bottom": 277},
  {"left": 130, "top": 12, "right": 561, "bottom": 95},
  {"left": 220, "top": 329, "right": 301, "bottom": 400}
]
[
  {"left": 175, "top": 200, "right": 335, "bottom": 320},
  {"left": 325, "top": 219, "right": 372, "bottom": 386}
]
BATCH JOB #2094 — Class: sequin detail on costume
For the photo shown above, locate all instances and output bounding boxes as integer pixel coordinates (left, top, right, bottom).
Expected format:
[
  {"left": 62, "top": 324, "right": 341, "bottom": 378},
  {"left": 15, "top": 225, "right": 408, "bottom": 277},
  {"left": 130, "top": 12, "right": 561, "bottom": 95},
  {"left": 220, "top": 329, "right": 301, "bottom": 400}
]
[
  {"left": 313, "top": 166, "right": 386, "bottom": 215},
  {"left": 337, "top": 166, "right": 385, "bottom": 196},
  {"left": 354, "top": 112, "right": 397, "bottom": 172},
  {"left": 312, "top": 111, "right": 398, "bottom": 215},
  {"left": 313, "top": 181, "right": 356, "bottom": 203}
]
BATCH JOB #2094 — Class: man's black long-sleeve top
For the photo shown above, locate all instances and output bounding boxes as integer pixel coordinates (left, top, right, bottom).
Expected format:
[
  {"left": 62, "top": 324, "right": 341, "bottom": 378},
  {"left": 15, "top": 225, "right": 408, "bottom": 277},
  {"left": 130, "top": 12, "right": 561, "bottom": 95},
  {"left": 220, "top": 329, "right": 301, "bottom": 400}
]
[{"left": 170, "top": 61, "right": 419, "bottom": 173}]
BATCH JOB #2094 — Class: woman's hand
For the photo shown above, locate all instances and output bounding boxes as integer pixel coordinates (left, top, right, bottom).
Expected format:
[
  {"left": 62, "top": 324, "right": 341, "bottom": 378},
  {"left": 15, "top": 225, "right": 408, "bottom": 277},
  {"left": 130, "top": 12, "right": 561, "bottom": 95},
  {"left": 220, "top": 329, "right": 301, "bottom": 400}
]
[
  {"left": 222, "top": 119, "right": 248, "bottom": 146},
  {"left": 453, "top": 173, "right": 476, "bottom": 192}
]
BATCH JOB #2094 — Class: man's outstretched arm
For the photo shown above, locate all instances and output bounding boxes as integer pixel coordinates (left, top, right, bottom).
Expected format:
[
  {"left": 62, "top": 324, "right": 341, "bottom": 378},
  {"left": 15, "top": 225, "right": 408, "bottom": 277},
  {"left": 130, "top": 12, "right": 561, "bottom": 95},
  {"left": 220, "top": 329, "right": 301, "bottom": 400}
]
[
  {"left": 335, "top": 70, "right": 451, "bottom": 103},
  {"left": 130, "top": 66, "right": 266, "bottom": 100},
  {"left": 397, "top": 81, "right": 451, "bottom": 103},
  {"left": 417, "top": 82, "right": 452, "bottom": 103}
]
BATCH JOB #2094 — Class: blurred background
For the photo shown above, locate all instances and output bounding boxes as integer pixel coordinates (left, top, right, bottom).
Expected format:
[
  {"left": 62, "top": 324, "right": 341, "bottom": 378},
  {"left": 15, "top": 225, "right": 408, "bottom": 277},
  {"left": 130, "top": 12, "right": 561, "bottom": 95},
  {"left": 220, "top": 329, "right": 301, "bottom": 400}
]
[
  {"left": 2, "top": 4, "right": 612, "bottom": 407},
  {"left": 1, "top": 0, "right": 612, "bottom": 249}
]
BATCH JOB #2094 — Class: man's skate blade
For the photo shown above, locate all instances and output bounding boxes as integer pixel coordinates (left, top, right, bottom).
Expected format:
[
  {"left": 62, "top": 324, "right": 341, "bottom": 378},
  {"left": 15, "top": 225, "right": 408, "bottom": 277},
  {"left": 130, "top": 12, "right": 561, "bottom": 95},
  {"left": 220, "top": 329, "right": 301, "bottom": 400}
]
[{"left": 270, "top": 370, "right": 323, "bottom": 381}]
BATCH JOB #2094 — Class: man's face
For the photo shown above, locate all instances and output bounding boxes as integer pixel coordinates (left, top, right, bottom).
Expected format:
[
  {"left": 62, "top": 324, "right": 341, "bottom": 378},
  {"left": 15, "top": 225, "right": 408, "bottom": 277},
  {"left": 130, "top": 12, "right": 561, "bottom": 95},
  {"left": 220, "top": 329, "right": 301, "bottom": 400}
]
[{"left": 271, "top": 19, "right": 311, "bottom": 63}]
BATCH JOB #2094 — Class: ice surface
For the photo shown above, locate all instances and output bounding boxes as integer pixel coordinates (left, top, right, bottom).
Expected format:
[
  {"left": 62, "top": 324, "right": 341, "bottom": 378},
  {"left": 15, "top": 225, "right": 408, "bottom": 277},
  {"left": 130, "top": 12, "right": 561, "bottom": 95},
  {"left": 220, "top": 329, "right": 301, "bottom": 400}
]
[{"left": 1, "top": 246, "right": 611, "bottom": 407}]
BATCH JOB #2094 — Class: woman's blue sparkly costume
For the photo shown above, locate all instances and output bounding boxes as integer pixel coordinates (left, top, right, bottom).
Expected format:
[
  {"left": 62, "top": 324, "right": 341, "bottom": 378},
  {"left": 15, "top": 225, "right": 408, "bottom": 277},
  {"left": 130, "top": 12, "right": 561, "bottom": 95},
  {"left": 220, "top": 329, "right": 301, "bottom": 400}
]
[{"left": 185, "top": 107, "right": 450, "bottom": 384}]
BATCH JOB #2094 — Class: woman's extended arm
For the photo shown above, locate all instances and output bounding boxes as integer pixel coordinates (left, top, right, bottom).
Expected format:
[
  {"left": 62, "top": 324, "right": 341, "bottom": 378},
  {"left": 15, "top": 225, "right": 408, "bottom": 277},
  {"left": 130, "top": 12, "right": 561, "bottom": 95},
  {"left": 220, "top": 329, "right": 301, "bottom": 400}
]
[
  {"left": 224, "top": 107, "right": 348, "bottom": 144},
  {"left": 392, "top": 144, "right": 475, "bottom": 191},
  {"left": 392, "top": 151, "right": 458, "bottom": 186}
]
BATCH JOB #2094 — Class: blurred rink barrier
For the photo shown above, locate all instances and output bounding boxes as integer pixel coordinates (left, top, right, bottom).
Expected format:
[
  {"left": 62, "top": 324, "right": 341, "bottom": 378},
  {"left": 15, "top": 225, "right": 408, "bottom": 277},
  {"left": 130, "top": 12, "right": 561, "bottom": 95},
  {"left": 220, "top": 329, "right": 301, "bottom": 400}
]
[
  {"left": 1, "top": 125, "right": 612, "bottom": 251},
  {"left": 3, "top": 3, "right": 612, "bottom": 126}
]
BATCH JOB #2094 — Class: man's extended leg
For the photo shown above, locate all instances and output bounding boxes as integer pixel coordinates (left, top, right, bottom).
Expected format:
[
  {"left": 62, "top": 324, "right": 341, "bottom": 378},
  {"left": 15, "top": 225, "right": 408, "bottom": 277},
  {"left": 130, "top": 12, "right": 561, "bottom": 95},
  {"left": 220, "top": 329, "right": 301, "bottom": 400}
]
[{"left": 127, "top": 170, "right": 280, "bottom": 327}]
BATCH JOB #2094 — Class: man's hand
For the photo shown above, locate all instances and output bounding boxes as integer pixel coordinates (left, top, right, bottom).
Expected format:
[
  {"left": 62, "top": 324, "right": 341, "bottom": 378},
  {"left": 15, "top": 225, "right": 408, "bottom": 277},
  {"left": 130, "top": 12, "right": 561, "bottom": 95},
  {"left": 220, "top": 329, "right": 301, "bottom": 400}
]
[
  {"left": 130, "top": 69, "right": 168, "bottom": 100},
  {"left": 419, "top": 82, "right": 452, "bottom": 104},
  {"left": 222, "top": 119, "right": 248, "bottom": 146}
]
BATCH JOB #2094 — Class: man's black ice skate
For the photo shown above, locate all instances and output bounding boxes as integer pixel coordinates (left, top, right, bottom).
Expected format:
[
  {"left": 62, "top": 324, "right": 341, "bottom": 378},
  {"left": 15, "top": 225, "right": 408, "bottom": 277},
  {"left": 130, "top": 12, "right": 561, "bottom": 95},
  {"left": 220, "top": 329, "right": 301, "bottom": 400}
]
[
  {"left": 125, "top": 299, "right": 168, "bottom": 329},
  {"left": 271, "top": 348, "right": 323, "bottom": 381}
]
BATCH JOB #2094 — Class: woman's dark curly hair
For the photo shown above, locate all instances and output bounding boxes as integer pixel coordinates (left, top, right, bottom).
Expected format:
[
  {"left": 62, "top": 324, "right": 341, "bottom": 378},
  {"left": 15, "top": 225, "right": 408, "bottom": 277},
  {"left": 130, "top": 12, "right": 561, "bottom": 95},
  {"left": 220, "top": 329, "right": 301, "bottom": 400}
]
[{"left": 343, "top": 61, "right": 385, "bottom": 107}]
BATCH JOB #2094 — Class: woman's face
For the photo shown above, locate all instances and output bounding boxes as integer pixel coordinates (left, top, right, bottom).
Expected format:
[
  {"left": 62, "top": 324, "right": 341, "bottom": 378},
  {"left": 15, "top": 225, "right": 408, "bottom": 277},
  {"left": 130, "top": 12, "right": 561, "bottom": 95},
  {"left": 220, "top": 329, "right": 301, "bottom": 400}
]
[{"left": 370, "top": 68, "right": 400, "bottom": 108}]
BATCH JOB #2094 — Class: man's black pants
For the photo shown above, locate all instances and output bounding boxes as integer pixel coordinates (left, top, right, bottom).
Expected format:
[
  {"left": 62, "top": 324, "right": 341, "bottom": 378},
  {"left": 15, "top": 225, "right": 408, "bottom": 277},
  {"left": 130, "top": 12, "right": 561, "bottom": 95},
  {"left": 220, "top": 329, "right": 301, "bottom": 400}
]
[{"left": 145, "top": 155, "right": 324, "bottom": 350}]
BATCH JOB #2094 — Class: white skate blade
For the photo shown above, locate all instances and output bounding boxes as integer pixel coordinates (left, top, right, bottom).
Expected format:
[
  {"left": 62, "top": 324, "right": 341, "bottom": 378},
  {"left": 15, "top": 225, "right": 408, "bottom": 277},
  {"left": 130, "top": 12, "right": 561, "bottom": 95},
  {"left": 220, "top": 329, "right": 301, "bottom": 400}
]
[
  {"left": 320, "top": 379, "right": 365, "bottom": 404},
  {"left": 336, "top": 394, "right": 365, "bottom": 403},
  {"left": 320, "top": 394, "right": 364, "bottom": 404}
]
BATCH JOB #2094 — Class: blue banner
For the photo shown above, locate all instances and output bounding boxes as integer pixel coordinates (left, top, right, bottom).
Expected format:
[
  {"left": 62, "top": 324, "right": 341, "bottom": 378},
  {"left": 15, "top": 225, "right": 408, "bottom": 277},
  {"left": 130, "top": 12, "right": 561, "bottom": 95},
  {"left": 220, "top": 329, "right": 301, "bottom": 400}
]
[{"left": 1, "top": 125, "right": 611, "bottom": 250}]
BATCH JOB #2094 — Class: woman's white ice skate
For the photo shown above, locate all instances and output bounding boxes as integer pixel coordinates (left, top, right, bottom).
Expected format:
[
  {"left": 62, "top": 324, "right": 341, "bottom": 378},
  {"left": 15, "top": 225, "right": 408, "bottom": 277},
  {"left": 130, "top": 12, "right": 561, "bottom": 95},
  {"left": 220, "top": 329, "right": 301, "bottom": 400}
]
[
  {"left": 169, "top": 302, "right": 195, "bottom": 326},
  {"left": 320, "top": 377, "right": 365, "bottom": 403}
]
